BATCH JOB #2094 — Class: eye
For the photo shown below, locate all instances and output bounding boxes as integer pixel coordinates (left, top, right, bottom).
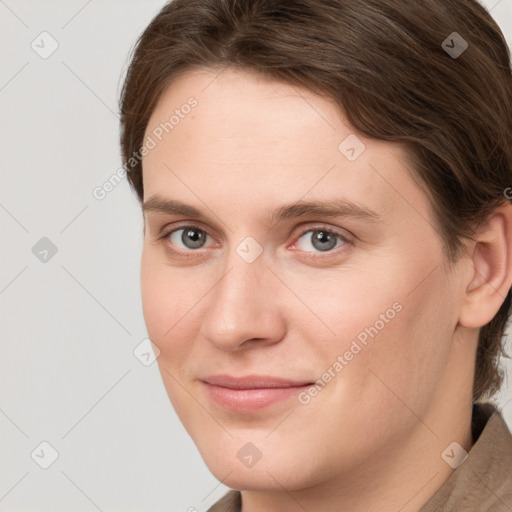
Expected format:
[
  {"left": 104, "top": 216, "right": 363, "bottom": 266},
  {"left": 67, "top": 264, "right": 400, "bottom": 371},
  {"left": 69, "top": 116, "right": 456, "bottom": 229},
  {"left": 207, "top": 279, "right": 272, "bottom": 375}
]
[
  {"left": 293, "top": 227, "right": 349, "bottom": 254},
  {"left": 158, "top": 224, "right": 352, "bottom": 257},
  {"left": 164, "top": 226, "right": 213, "bottom": 251}
]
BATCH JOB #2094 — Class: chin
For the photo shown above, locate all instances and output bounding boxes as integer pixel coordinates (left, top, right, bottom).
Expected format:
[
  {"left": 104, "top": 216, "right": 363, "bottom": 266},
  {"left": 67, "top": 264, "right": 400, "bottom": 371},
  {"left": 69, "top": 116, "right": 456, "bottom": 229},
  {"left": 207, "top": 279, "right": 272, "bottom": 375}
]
[
  {"left": 205, "top": 459, "right": 306, "bottom": 492},
  {"left": 193, "top": 434, "right": 323, "bottom": 492}
]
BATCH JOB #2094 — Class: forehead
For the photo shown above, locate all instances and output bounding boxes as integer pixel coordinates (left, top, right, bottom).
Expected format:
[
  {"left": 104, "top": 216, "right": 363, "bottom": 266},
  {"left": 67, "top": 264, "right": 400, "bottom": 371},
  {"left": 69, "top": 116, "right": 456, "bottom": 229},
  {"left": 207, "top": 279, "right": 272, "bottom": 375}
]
[
  {"left": 141, "top": 68, "right": 431, "bottom": 229},
  {"left": 145, "top": 67, "right": 347, "bottom": 161}
]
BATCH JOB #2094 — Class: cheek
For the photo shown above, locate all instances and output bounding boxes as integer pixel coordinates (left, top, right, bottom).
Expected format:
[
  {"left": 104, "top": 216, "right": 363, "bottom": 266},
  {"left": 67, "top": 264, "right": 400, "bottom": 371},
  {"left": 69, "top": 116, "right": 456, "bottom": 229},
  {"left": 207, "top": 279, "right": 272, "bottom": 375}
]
[
  {"left": 140, "top": 257, "right": 168, "bottom": 343},
  {"left": 140, "top": 252, "right": 200, "bottom": 423},
  {"left": 357, "top": 271, "right": 457, "bottom": 413},
  {"left": 140, "top": 249, "right": 191, "bottom": 353},
  {"left": 285, "top": 262, "right": 404, "bottom": 356},
  {"left": 298, "top": 255, "right": 456, "bottom": 403}
]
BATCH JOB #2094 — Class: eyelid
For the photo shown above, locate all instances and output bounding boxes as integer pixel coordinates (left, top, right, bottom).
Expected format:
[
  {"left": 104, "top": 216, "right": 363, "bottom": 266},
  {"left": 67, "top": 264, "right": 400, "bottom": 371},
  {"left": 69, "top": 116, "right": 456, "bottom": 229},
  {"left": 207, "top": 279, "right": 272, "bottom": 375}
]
[
  {"left": 158, "top": 220, "right": 214, "bottom": 238},
  {"left": 292, "top": 223, "right": 354, "bottom": 243}
]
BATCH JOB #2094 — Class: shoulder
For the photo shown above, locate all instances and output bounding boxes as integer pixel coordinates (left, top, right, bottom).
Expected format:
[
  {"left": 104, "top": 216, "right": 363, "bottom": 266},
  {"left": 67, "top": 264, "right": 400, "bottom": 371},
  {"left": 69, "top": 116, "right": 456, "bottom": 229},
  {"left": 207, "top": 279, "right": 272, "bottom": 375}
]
[{"left": 206, "top": 490, "right": 241, "bottom": 512}]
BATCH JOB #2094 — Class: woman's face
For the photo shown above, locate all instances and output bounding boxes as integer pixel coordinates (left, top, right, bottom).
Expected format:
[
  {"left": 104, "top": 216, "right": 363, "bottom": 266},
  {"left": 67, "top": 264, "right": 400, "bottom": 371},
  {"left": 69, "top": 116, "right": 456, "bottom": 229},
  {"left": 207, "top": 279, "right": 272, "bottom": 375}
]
[{"left": 140, "top": 68, "right": 471, "bottom": 491}]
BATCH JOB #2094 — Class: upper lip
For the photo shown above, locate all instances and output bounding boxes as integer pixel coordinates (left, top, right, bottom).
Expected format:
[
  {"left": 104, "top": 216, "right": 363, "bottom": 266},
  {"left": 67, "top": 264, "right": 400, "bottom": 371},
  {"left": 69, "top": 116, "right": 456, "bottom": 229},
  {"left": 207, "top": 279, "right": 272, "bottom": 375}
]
[{"left": 201, "top": 374, "right": 313, "bottom": 389}]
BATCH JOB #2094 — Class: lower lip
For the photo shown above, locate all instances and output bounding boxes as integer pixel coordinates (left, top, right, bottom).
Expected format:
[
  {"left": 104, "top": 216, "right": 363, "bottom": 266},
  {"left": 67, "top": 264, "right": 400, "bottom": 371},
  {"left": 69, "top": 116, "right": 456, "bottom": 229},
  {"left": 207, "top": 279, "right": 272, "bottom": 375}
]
[{"left": 203, "top": 383, "right": 311, "bottom": 412}]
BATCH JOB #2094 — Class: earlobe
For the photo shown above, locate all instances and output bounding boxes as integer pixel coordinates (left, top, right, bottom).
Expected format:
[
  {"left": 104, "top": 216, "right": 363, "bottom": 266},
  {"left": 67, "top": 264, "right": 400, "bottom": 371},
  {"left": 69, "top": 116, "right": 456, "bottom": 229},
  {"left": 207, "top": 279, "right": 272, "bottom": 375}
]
[{"left": 459, "top": 202, "right": 512, "bottom": 329}]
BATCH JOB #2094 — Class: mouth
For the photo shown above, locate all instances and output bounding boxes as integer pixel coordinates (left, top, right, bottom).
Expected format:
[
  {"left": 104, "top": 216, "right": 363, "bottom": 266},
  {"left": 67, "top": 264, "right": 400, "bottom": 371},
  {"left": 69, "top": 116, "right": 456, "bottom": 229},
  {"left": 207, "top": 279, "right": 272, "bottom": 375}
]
[{"left": 200, "top": 374, "right": 314, "bottom": 412}]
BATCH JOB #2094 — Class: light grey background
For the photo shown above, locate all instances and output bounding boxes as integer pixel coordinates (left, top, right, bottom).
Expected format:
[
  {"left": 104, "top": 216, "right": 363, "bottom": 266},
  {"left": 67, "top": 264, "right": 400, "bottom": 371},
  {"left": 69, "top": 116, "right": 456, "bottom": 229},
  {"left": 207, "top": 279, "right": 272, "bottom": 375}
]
[{"left": 1, "top": 1, "right": 511, "bottom": 511}]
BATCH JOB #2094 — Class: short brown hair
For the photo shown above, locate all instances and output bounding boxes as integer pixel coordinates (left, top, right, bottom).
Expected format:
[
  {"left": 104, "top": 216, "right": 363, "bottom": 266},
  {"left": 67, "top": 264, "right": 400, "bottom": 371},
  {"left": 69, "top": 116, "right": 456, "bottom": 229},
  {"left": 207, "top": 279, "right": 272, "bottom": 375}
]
[{"left": 119, "top": 0, "right": 512, "bottom": 401}]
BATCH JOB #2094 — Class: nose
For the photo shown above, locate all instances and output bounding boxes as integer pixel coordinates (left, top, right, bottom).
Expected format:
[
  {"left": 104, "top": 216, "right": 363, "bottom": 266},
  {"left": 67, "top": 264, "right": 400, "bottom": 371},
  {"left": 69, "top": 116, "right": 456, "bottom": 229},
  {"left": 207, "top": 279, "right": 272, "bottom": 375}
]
[{"left": 199, "top": 251, "right": 287, "bottom": 352}]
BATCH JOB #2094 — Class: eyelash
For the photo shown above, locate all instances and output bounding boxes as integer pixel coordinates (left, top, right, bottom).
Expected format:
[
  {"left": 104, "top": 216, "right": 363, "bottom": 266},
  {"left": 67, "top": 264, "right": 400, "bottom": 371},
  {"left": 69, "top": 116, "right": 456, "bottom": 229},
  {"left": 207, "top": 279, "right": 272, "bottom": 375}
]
[{"left": 157, "top": 223, "right": 354, "bottom": 259}]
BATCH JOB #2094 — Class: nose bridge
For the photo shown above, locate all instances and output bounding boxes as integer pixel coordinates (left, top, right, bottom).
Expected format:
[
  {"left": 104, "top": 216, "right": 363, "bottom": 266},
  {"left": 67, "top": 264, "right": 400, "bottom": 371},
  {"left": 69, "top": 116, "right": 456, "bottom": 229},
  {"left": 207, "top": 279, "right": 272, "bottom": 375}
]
[
  {"left": 211, "top": 245, "right": 268, "bottom": 323},
  {"left": 216, "top": 234, "right": 270, "bottom": 304},
  {"left": 200, "top": 242, "right": 284, "bottom": 350}
]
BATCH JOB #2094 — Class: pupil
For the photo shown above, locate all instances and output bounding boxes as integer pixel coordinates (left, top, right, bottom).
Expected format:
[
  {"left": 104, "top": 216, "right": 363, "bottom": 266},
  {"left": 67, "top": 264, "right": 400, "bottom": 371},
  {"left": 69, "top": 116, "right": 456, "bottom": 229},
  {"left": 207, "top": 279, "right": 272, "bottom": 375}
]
[
  {"left": 183, "top": 228, "right": 205, "bottom": 248},
  {"left": 313, "top": 231, "right": 336, "bottom": 251}
]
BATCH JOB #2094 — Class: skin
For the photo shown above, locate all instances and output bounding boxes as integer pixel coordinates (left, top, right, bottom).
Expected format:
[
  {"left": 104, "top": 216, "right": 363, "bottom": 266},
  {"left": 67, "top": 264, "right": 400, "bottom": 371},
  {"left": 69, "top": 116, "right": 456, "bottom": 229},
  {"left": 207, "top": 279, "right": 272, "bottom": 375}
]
[{"left": 139, "top": 67, "right": 512, "bottom": 512}]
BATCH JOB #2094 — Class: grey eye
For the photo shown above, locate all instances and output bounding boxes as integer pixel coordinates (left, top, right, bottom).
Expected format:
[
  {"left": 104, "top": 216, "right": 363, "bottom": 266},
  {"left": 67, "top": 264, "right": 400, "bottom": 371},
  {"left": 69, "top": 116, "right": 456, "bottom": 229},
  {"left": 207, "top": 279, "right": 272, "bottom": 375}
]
[
  {"left": 296, "top": 229, "right": 345, "bottom": 253},
  {"left": 170, "top": 227, "right": 209, "bottom": 249}
]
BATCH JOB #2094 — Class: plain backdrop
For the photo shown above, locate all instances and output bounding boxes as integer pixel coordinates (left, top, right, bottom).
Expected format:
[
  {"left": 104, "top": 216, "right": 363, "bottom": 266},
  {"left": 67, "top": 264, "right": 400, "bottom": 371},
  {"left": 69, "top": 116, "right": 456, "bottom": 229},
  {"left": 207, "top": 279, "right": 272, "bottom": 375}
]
[{"left": 1, "top": 1, "right": 512, "bottom": 511}]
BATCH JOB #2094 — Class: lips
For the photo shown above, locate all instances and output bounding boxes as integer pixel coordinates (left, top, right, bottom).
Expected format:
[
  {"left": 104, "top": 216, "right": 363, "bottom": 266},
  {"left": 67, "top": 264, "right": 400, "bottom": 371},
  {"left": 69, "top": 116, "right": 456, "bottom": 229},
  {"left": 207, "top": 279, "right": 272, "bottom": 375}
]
[
  {"left": 202, "top": 374, "right": 312, "bottom": 389},
  {"left": 201, "top": 374, "right": 314, "bottom": 411}
]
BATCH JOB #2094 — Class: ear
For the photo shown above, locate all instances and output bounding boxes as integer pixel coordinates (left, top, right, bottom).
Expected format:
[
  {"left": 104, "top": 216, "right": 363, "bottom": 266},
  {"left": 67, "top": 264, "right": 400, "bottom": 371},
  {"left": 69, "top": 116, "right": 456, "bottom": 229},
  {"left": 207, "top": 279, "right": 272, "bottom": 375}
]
[{"left": 459, "top": 201, "right": 512, "bottom": 328}]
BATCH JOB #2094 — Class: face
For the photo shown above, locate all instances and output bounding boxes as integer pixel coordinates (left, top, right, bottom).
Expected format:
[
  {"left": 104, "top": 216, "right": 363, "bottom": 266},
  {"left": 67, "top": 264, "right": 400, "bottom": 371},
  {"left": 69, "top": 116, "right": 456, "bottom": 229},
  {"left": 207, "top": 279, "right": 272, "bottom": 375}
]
[{"left": 140, "top": 68, "right": 469, "bottom": 491}]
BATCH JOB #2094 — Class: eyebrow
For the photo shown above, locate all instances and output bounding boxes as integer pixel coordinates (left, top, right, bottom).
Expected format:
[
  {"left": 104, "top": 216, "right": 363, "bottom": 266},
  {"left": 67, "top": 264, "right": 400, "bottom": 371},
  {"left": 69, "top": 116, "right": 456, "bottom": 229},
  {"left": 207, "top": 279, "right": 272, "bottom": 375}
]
[{"left": 142, "top": 195, "right": 382, "bottom": 228}]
